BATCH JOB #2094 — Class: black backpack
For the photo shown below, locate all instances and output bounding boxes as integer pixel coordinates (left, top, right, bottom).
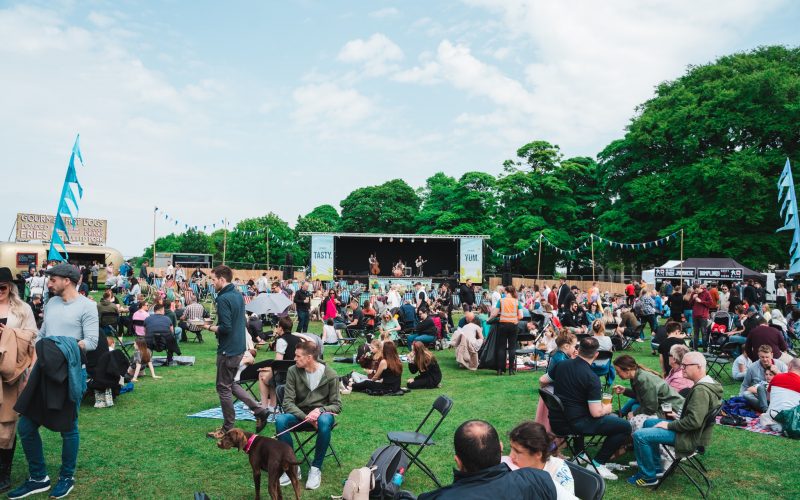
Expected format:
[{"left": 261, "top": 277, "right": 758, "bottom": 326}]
[{"left": 367, "top": 445, "right": 409, "bottom": 499}]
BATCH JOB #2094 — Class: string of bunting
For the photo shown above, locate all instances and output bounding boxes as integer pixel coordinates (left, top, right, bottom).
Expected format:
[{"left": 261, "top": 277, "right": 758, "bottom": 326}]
[
  {"left": 487, "top": 231, "right": 680, "bottom": 260},
  {"left": 153, "top": 208, "right": 300, "bottom": 247}
]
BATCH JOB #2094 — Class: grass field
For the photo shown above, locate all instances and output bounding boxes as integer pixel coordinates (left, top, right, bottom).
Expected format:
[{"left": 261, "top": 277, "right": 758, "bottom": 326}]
[{"left": 13, "top": 310, "right": 799, "bottom": 500}]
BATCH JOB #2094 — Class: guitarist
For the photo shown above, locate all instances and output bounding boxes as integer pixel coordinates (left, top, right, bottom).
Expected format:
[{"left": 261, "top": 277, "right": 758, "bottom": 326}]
[{"left": 415, "top": 255, "right": 427, "bottom": 277}]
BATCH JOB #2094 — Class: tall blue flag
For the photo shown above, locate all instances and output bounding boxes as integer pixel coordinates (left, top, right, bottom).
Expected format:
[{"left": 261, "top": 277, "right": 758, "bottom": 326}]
[
  {"left": 48, "top": 135, "right": 84, "bottom": 262},
  {"left": 777, "top": 158, "right": 800, "bottom": 277}
]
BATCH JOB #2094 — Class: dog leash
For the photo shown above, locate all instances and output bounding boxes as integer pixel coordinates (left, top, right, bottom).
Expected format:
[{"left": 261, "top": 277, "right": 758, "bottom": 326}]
[{"left": 271, "top": 411, "right": 327, "bottom": 439}]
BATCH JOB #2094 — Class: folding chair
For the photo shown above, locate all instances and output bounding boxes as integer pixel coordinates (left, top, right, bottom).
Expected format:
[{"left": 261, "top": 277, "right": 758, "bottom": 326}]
[
  {"left": 564, "top": 460, "right": 605, "bottom": 500},
  {"left": 387, "top": 395, "right": 453, "bottom": 487},
  {"left": 271, "top": 360, "right": 297, "bottom": 414},
  {"left": 102, "top": 311, "right": 133, "bottom": 361},
  {"left": 703, "top": 338, "right": 736, "bottom": 381},
  {"left": 591, "top": 350, "right": 615, "bottom": 389},
  {"left": 234, "top": 359, "right": 273, "bottom": 404},
  {"left": 291, "top": 422, "right": 342, "bottom": 468},
  {"left": 654, "top": 405, "right": 721, "bottom": 499},
  {"left": 538, "top": 389, "right": 601, "bottom": 474}
]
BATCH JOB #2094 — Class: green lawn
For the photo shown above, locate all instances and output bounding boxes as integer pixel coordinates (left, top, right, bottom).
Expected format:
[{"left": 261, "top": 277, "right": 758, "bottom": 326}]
[{"left": 16, "top": 313, "right": 798, "bottom": 499}]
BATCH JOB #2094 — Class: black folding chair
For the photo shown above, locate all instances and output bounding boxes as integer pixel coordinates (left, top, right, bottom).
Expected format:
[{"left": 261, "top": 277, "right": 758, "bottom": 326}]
[
  {"left": 703, "top": 339, "right": 736, "bottom": 381},
  {"left": 234, "top": 359, "right": 272, "bottom": 404},
  {"left": 387, "top": 395, "right": 453, "bottom": 487},
  {"left": 291, "top": 422, "right": 342, "bottom": 468},
  {"left": 538, "top": 389, "right": 600, "bottom": 474},
  {"left": 654, "top": 405, "right": 721, "bottom": 499},
  {"left": 565, "top": 459, "right": 605, "bottom": 500},
  {"left": 101, "top": 311, "right": 133, "bottom": 362},
  {"left": 591, "top": 350, "right": 614, "bottom": 390}
]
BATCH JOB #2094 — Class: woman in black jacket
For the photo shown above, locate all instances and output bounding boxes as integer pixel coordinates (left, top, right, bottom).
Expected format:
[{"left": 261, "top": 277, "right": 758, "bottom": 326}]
[{"left": 407, "top": 341, "right": 442, "bottom": 389}]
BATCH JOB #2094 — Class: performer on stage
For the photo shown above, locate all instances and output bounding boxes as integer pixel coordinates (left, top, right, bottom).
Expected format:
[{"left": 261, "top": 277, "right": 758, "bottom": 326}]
[
  {"left": 369, "top": 253, "right": 380, "bottom": 275},
  {"left": 415, "top": 255, "right": 427, "bottom": 277},
  {"left": 393, "top": 259, "right": 404, "bottom": 277}
]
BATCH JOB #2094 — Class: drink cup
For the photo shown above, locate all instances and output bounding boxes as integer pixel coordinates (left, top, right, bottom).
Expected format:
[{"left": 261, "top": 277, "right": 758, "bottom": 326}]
[{"left": 602, "top": 393, "right": 612, "bottom": 405}]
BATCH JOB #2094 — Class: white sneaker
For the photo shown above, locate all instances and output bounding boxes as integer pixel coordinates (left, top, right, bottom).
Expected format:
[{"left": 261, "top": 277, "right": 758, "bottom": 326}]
[
  {"left": 279, "top": 467, "right": 301, "bottom": 487},
  {"left": 305, "top": 466, "right": 321, "bottom": 490},
  {"left": 105, "top": 389, "right": 114, "bottom": 407},
  {"left": 588, "top": 462, "right": 618, "bottom": 481}
]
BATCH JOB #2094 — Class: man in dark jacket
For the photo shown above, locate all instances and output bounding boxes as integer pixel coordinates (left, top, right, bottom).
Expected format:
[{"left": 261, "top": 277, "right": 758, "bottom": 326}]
[
  {"left": 557, "top": 278, "right": 571, "bottom": 312},
  {"left": 418, "top": 420, "right": 556, "bottom": 499},
  {"left": 459, "top": 279, "right": 476, "bottom": 312},
  {"left": 293, "top": 282, "right": 312, "bottom": 333},
  {"left": 206, "top": 265, "right": 265, "bottom": 439}
]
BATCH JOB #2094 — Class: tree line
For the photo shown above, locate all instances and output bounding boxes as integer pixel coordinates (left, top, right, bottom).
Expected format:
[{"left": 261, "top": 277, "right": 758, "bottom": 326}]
[{"left": 139, "top": 46, "right": 800, "bottom": 275}]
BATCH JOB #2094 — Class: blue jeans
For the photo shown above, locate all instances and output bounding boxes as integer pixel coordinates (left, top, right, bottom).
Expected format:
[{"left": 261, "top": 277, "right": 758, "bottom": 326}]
[
  {"left": 296, "top": 309, "right": 310, "bottom": 333},
  {"left": 632, "top": 418, "right": 675, "bottom": 479},
  {"left": 18, "top": 415, "right": 80, "bottom": 480},
  {"left": 683, "top": 310, "right": 693, "bottom": 333},
  {"left": 276, "top": 413, "right": 334, "bottom": 469},
  {"left": 407, "top": 334, "right": 435, "bottom": 345},
  {"left": 620, "top": 399, "right": 640, "bottom": 416},
  {"left": 571, "top": 415, "right": 631, "bottom": 463}
]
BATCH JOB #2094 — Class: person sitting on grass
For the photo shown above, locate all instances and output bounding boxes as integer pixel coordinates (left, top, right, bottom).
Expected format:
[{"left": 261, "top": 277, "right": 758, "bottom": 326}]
[
  {"left": 129, "top": 337, "right": 161, "bottom": 382},
  {"left": 612, "top": 354, "right": 684, "bottom": 432},
  {"left": 449, "top": 315, "right": 484, "bottom": 370},
  {"left": 501, "top": 421, "right": 576, "bottom": 498},
  {"left": 732, "top": 348, "right": 753, "bottom": 381},
  {"left": 760, "top": 357, "right": 800, "bottom": 432},
  {"left": 322, "top": 318, "right": 342, "bottom": 345},
  {"left": 407, "top": 341, "right": 442, "bottom": 389},
  {"left": 418, "top": 420, "right": 556, "bottom": 499},
  {"left": 664, "top": 344, "right": 694, "bottom": 396},
  {"left": 276, "top": 341, "right": 341, "bottom": 491},
  {"left": 351, "top": 341, "right": 402, "bottom": 395},
  {"left": 740, "top": 344, "right": 788, "bottom": 412},
  {"left": 628, "top": 351, "right": 723, "bottom": 487}
]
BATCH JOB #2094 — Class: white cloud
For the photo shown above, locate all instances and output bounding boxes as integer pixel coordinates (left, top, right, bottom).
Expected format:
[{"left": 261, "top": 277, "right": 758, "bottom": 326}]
[
  {"left": 369, "top": 7, "right": 399, "bottom": 18},
  {"left": 337, "top": 33, "right": 404, "bottom": 76},
  {"left": 292, "top": 83, "right": 374, "bottom": 128},
  {"left": 392, "top": 61, "right": 441, "bottom": 84}
]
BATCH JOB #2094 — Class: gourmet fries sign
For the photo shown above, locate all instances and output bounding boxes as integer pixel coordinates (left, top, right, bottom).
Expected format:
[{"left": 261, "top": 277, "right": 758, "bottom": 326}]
[{"left": 16, "top": 213, "right": 107, "bottom": 245}]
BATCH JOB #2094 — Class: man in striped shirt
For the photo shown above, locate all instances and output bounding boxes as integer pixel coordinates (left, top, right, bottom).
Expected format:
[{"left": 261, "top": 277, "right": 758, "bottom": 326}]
[{"left": 180, "top": 297, "right": 207, "bottom": 342}]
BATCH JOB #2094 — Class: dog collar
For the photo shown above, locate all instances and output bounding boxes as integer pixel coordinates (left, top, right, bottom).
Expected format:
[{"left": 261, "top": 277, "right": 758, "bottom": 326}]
[{"left": 244, "top": 434, "right": 257, "bottom": 454}]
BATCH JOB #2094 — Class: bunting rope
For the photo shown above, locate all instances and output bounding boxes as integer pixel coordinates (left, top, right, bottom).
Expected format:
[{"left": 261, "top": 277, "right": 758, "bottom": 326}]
[
  {"left": 152, "top": 208, "right": 301, "bottom": 247},
  {"left": 487, "top": 231, "right": 680, "bottom": 260}
]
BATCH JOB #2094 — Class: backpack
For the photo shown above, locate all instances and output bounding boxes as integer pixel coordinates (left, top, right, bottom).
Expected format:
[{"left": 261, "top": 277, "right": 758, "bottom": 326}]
[
  {"left": 774, "top": 405, "right": 800, "bottom": 439},
  {"left": 367, "top": 445, "right": 409, "bottom": 499},
  {"left": 342, "top": 466, "right": 374, "bottom": 500}
]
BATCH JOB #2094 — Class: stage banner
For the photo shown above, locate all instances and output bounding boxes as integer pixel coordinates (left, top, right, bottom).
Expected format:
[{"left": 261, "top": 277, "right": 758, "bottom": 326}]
[
  {"left": 460, "top": 238, "right": 483, "bottom": 283},
  {"left": 311, "top": 234, "right": 334, "bottom": 281}
]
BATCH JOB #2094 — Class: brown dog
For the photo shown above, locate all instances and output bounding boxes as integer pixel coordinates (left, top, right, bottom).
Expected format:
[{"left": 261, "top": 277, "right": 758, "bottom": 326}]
[{"left": 218, "top": 428, "right": 302, "bottom": 500}]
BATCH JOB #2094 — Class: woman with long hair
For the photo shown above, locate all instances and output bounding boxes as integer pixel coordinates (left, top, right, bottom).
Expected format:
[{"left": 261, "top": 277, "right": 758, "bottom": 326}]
[
  {"left": 407, "top": 341, "right": 442, "bottom": 389},
  {"left": 612, "top": 354, "right": 684, "bottom": 431},
  {"left": 0, "top": 268, "right": 36, "bottom": 492},
  {"left": 502, "top": 421, "right": 575, "bottom": 497},
  {"left": 586, "top": 301, "right": 603, "bottom": 323},
  {"left": 320, "top": 289, "right": 340, "bottom": 322},
  {"left": 129, "top": 337, "right": 161, "bottom": 382},
  {"left": 351, "top": 341, "right": 402, "bottom": 395}
]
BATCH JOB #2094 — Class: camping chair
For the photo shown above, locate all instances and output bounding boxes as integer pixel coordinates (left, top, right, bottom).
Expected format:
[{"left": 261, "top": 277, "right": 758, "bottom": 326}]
[
  {"left": 102, "top": 311, "right": 133, "bottom": 361},
  {"left": 538, "top": 389, "right": 600, "bottom": 474},
  {"left": 654, "top": 405, "right": 722, "bottom": 499},
  {"left": 591, "top": 350, "right": 615, "bottom": 390},
  {"left": 291, "top": 421, "right": 342, "bottom": 468},
  {"left": 234, "top": 359, "right": 272, "bottom": 404},
  {"left": 565, "top": 460, "right": 605, "bottom": 500},
  {"left": 703, "top": 337, "right": 736, "bottom": 382},
  {"left": 387, "top": 395, "right": 453, "bottom": 487}
]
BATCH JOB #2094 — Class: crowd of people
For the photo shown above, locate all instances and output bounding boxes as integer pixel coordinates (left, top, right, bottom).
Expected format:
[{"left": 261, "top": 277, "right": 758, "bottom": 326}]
[{"left": 4, "top": 260, "right": 800, "bottom": 498}]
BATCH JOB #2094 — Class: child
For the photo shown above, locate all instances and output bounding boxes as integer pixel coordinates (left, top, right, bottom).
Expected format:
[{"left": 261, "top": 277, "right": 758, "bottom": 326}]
[
  {"left": 130, "top": 338, "right": 161, "bottom": 382},
  {"left": 322, "top": 318, "right": 341, "bottom": 345},
  {"left": 94, "top": 336, "right": 118, "bottom": 408}
]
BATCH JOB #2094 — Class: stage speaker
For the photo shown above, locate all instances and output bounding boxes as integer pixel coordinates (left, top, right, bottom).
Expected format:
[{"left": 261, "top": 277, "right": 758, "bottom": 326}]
[{"left": 284, "top": 252, "right": 293, "bottom": 280}]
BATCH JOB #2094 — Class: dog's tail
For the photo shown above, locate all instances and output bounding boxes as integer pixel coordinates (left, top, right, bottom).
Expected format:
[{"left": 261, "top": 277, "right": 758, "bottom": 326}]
[{"left": 283, "top": 458, "right": 302, "bottom": 470}]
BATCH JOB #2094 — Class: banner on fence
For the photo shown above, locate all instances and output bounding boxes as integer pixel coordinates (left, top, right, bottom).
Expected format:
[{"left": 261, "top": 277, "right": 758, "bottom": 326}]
[
  {"left": 460, "top": 238, "right": 483, "bottom": 283},
  {"left": 311, "top": 234, "right": 334, "bottom": 281}
]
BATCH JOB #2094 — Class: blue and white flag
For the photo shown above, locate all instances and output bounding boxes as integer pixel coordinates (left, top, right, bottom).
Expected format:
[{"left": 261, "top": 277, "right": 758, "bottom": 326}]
[
  {"left": 47, "top": 135, "right": 84, "bottom": 262},
  {"left": 777, "top": 158, "right": 800, "bottom": 277}
]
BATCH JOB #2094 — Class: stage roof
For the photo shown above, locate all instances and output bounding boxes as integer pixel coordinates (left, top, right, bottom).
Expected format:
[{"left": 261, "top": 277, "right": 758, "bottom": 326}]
[{"left": 299, "top": 232, "right": 489, "bottom": 239}]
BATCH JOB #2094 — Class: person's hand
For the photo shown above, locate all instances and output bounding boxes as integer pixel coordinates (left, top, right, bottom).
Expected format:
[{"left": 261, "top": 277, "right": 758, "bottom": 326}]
[
  {"left": 613, "top": 385, "right": 625, "bottom": 395},
  {"left": 627, "top": 411, "right": 635, "bottom": 420},
  {"left": 655, "top": 421, "right": 670, "bottom": 430},
  {"left": 603, "top": 403, "right": 613, "bottom": 415},
  {"left": 747, "top": 385, "right": 758, "bottom": 394},
  {"left": 407, "top": 378, "right": 414, "bottom": 384},
  {"left": 78, "top": 340, "right": 86, "bottom": 350},
  {"left": 307, "top": 408, "right": 322, "bottom": 423}
]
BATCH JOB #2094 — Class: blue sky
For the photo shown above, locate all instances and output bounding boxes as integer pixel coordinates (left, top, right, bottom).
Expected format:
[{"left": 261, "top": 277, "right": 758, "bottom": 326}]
[{"left": 1, "top": 0, "right": 799, "bottom": 257}]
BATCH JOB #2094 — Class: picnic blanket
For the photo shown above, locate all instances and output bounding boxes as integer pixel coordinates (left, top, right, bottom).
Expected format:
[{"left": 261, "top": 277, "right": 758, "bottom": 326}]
[
  {"left": 716, "top": 415, "right": 783, "bottom": 437},
  {"left": 152, "top": 356, "right": 196, "bottom": 366},
  {"left": 187, "top": 401, "right": 276, "bottom": 423}
]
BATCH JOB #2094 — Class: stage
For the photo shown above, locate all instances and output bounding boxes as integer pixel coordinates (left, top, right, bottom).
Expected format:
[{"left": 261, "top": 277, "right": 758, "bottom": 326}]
[{"left": 302, "top": 232, "right": 488, "bottom": 284}]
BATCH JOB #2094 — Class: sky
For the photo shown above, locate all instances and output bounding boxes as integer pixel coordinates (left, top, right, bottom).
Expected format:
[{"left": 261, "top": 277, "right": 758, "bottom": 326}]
[{"left": 1, "top": 0, "right": 799, "bottom": 257}]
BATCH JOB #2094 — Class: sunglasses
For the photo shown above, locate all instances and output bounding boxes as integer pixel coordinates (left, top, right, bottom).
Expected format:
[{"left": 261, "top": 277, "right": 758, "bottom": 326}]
[{"left": 0, "top": 285, "right": 9, "bottom": 292}]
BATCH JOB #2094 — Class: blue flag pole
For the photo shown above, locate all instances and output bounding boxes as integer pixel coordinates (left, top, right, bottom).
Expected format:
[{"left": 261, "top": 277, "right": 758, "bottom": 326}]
[
  {"left": 777, "top": 158, "right": 800, "bottom": 277},
  {"left": 48, "top": 134, "right": 84, "bottom": 262}
]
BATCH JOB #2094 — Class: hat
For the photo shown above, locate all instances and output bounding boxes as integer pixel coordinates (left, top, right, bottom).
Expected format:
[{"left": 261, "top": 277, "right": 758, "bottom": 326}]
[
  {"left": 0, "top": 267, "right": 13, "bottom": 283},
  {"left": 747, "top": 306, "right": 758, "bottom": 314},
  {"left": 45, "top": 263, "right": 81, "bottom": 283}
]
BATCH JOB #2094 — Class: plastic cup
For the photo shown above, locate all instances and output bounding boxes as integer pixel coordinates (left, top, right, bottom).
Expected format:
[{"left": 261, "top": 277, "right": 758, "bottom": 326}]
[{"left": 602, "top": 393, "right": 612, "bottom": 405}]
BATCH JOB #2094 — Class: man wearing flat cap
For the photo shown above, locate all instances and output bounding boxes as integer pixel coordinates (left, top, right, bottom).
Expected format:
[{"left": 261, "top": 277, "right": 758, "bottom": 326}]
[{"left": 8, "top": 262, "right": 98, "bottom": 500}]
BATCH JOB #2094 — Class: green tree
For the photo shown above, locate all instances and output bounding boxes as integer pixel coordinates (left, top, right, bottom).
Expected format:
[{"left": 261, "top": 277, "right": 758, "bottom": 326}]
[
  {"left": 339, "top": 179, "right": 420, "bottom": 233},
  {"left": 224, "top": 214, "right": 305, "bottom": 268},
  {"left": 597, "top": 46, "right": 800, "bottom": 270}
]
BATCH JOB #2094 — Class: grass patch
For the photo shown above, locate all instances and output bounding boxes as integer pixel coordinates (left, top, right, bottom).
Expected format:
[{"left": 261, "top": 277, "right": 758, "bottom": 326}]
[{"left": 15, "top": 312, "right": 799, "bottom": 499}]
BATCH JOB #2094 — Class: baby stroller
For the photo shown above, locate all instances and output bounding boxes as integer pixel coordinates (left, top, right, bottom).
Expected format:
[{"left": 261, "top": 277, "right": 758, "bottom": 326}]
[
  {"left": 528, "top": 310, "right": 553, "bottom": 335},
  {"left": 707, "top": 311, "right": 738, "bottom": 357}
]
